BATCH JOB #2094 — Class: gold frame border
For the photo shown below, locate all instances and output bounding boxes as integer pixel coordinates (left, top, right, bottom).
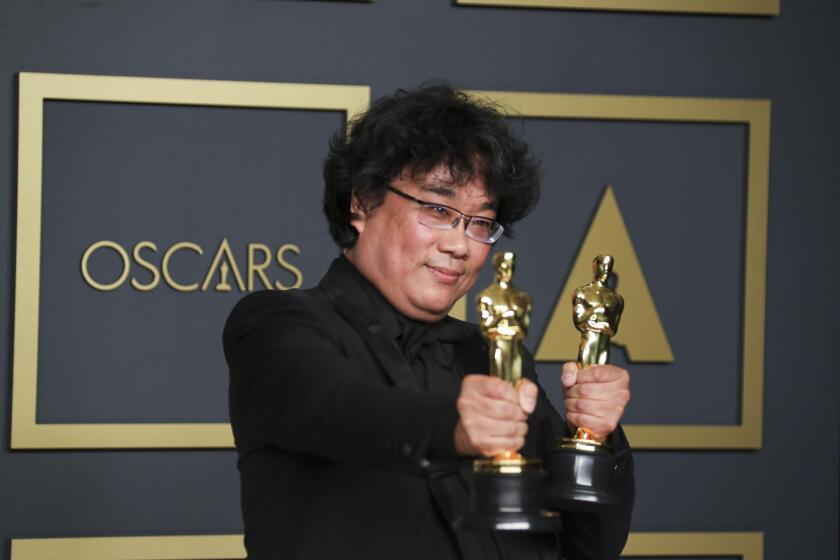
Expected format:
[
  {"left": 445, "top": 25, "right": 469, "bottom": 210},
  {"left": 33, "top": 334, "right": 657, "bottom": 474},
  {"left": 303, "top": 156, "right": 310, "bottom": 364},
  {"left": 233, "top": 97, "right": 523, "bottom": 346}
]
[
  {"left": 623, "top": 532, "right": 764, "bottom": 558},
  {"left": 9, "top": 532, "right": 763, "bottom": 559},
  {"left": 11, "top": 72, "right": 370, "bottom": 449},
  {"left": 469, "top": 89, "right": 770, "bottom": 449},
  {"left": 456, "top": 0, "right": 779, "bottom": 16}
]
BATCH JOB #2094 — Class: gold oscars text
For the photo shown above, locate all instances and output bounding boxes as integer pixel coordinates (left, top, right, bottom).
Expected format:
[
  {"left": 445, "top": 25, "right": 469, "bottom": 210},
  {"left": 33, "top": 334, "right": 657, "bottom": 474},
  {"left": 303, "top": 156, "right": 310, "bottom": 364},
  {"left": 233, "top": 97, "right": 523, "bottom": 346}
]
[{"left": 80, "top": 238, "right": 302, "bottom": 292}]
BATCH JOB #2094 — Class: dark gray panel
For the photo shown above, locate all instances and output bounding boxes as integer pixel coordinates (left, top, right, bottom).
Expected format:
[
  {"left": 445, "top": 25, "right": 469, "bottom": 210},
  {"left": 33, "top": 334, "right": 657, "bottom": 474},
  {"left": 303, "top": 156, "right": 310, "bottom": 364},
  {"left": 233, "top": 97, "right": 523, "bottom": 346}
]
[
  {"left": 508, "top": 118, "right": 745, "bottom": 425},
  {"left": 37, "top": 100, "right": 341, "bottom": 423}
]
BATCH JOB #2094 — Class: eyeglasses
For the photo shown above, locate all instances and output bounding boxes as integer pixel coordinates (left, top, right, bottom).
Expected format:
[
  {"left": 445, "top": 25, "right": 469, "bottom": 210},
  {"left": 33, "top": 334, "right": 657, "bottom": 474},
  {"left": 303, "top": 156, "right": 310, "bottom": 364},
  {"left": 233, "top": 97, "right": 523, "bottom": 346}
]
[{"left": 386, "top": 185, "right": 504, "bottom": 244}]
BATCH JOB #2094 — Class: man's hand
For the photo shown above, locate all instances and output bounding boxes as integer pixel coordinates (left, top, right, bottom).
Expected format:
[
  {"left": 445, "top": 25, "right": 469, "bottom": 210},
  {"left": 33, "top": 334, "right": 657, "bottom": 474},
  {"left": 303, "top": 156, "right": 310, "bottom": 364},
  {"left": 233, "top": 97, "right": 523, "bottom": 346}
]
[
  {"left": 454, "top": 375, "right": 538, "bottom": 457},
  {"left": 561, "top": 362, "right": 630, "bottom": 441}
]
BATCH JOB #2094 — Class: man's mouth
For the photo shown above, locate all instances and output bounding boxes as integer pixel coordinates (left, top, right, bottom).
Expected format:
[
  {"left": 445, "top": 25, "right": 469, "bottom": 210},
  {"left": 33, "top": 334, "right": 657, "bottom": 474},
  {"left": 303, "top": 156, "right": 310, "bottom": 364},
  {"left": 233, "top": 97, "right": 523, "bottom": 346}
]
[{"left": 426, "top": 265, "right": 463, "bottom": 285}]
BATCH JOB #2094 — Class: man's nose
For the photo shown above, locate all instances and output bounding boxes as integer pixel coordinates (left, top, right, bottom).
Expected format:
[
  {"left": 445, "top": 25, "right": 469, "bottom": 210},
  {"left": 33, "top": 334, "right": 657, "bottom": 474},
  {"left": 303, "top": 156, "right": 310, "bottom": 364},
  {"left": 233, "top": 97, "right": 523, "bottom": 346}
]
[{"left": 437, "top": 222, "right": 470, "bottom": 258}]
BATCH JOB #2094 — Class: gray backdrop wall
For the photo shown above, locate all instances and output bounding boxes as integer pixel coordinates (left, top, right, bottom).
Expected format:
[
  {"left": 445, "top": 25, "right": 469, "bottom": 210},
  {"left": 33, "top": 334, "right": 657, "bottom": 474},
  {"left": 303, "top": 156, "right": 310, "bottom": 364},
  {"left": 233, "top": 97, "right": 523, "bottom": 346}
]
[{"left": 1, "top": 1, "right": 838, "bottom": 559}]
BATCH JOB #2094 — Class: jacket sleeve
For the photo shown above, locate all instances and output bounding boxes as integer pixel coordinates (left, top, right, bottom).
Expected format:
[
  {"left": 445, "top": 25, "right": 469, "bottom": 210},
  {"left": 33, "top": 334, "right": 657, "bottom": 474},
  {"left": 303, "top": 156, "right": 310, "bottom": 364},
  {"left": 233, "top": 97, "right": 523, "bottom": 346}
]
[
  {"left": 522, "top": 350, "right": 635, "bottom": 560},
  {"left": 224, "top": 290, "right": 457, "bottom": 471}
]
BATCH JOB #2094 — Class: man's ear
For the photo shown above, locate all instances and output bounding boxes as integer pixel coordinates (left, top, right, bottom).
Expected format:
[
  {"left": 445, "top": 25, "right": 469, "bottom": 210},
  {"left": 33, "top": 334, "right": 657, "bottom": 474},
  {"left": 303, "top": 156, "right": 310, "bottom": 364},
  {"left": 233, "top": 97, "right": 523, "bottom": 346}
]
[{"left": 349, "top": 190, "right": 366, "bottom": 236}]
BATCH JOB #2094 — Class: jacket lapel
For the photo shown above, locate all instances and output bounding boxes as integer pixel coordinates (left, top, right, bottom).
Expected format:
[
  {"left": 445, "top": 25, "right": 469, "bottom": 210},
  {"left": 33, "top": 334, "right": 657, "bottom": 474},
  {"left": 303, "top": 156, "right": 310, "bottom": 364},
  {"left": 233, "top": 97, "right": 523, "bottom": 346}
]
[
  {"left": 319, "top": 258, "right": 420, "bottom": 390},
  {"left": 358, "top": 323, "right": 420, "bottom": 390}
]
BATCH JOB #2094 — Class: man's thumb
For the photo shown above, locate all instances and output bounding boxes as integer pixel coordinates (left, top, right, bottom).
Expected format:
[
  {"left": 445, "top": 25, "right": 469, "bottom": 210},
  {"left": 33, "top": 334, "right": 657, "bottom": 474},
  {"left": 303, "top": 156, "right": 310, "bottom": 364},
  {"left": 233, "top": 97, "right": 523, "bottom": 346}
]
[
  {"left": 561, "top": 362, "right": 579, "bottom": 389},
  {"left": 518, "top": 379, "right": 538, "bottom": 414}
]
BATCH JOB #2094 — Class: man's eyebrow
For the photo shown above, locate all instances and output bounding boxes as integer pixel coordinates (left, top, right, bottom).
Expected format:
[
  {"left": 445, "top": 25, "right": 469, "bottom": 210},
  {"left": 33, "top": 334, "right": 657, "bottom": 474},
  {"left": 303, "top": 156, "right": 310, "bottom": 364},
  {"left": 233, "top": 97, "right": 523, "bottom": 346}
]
[
  {"left": 420, "top": 185, "right": 498, "bottom": 212},
  {"left": 420, "top": 185, "right": 456, "bottom": 199}
]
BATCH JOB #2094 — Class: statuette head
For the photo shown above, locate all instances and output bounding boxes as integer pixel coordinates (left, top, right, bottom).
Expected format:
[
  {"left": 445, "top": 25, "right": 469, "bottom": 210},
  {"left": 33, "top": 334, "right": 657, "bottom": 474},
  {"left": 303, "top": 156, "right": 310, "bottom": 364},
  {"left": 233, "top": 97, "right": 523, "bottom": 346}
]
[
  {"left": 493, "top": 251, "right": 516, "bottom": 283},
  {"left": 594, "top": 254, "right": 614, "bottom": 283}
]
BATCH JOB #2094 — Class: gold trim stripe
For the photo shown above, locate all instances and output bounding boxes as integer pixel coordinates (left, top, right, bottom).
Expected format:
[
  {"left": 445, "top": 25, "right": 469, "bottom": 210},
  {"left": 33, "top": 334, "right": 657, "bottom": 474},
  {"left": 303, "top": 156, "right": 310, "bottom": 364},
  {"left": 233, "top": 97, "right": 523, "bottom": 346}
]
[
  {"left": 19, "top": 72, "right": 371, "bottom": 111},
  {"left": 471, "top": 89, "right": 770, "bottom": 123},
  {"left": 456, "top": 0, "right": 780, "bottom": 16},
  {"left": 10, "top": 532, "right": 763, "bottom": 559},
  {"left": 11, "top": 535, "right": 246, "bottom": 560},
  {"left": 624, "top": 531, "right": 763, "bottom": 558}
]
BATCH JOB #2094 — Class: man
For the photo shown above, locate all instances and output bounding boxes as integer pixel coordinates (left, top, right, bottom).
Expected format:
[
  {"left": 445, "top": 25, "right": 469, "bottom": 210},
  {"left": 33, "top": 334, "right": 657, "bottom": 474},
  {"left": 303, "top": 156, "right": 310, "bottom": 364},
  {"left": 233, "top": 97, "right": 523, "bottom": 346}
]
[{"left": 224, "top": 84, "right": 633, "bottom": 559}]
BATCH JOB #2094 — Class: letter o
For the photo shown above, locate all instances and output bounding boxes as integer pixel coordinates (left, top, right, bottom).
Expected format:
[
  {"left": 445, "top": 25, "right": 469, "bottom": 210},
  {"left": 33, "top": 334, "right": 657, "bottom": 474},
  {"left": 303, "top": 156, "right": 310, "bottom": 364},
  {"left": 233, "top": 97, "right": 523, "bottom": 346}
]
[{"left": 81, "top": 240, "right": 130, "bottom": 291}]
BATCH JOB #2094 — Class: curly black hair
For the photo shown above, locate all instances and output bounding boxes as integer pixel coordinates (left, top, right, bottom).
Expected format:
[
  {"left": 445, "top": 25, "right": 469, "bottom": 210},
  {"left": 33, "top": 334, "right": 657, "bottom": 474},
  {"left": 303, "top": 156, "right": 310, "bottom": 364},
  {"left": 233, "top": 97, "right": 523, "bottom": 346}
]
[{"left": 322, "top": 83, "right": 541, "bottom": 248}]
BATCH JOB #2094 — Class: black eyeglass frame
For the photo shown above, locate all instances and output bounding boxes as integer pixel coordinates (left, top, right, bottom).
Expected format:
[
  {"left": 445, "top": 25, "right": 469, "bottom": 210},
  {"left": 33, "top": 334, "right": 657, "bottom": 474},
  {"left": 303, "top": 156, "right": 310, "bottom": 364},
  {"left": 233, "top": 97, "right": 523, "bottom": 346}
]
[{"left": 385, "top": 185, "right": 504, "bottom": 244}]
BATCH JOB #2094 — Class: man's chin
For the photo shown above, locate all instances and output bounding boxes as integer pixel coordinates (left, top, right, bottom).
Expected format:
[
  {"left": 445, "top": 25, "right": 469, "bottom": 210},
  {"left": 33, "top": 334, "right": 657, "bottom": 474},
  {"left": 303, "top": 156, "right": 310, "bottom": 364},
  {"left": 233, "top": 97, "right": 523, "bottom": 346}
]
[
  {"left": 397, "top": 296, "right": 445, "bottom": 321},
  {"left": 418, "top": 295, "right": 464, "bottom": 322},
  {"left": 400, "top": 285, "right": 469, "bottom": 321}
]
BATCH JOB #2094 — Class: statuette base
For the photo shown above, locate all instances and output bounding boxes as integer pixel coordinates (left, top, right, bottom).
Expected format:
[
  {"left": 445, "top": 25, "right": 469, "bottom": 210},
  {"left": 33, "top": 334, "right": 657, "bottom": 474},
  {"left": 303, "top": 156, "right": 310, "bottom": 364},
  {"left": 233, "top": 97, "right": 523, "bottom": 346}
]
[
  {"left": 455, "top": 458, "right": 560, "bottom": 532},
  {"left": 544, "top": 440, "right": 618, "bottom": 512},
  {"left": 455, "top": 510, "right": 561, "bottom": 532}
]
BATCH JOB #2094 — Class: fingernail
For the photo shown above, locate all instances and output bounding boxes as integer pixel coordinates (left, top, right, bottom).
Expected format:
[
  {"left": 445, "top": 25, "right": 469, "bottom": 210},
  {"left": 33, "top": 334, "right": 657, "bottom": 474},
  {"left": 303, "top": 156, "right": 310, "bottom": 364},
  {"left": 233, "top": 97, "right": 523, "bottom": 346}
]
[
  {"left": 523, "top": 396, "right": 536, "bottom": 413},
  {"left": 562, "top": 372, "right": 573, "bottom": 384}
]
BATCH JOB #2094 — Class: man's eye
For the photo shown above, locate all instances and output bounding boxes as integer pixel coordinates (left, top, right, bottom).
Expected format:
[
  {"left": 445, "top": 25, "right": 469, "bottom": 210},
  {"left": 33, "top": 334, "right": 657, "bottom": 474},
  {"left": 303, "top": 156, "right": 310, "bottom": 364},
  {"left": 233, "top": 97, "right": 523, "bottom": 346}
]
[
  {"left": 425, "top": 205, "right": 452, "bottom": 217},
  {"left": 470, "top": 218, "right": 493, "bottom": 232}
]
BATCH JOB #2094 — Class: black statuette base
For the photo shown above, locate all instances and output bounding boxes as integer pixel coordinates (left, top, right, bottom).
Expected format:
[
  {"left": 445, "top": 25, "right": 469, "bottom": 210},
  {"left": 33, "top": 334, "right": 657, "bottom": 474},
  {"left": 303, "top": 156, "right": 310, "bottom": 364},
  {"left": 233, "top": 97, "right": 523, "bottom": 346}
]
[
  {"left": 544, "top": 443, "right": 618, "bottom": 512},
  {"left": 455, "top": 510, "right": 561, "bottom": 532},
  {"left": 455, "top": 464, "right": 561, "bottom": 532}
]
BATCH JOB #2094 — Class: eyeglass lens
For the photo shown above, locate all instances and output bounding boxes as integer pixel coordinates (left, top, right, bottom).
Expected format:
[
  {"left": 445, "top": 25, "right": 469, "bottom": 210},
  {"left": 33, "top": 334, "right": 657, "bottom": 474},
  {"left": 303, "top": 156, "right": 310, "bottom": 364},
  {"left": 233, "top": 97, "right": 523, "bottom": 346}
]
[{"left": 417, "top": 204, "right": 500, "bottom": 242}]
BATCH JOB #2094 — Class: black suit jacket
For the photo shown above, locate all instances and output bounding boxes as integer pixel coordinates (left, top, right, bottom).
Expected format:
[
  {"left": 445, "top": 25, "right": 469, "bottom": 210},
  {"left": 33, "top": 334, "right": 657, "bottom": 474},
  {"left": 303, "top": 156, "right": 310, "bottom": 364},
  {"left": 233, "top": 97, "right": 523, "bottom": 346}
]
[{"left": 224, "top": 257, "right": 634, "bottom": 559}]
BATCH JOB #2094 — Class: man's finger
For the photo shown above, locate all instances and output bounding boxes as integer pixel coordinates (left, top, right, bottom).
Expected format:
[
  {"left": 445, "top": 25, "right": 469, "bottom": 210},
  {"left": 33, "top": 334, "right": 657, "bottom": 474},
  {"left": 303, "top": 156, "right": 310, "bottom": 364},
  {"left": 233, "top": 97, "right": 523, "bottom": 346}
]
[
  {"left": 464, "top": 375, "right": 518, "bottom": 403},
  {"left": 564, "top": 378, "right": 624, "bottom": 400},
  {"left": 563, "top": 397, "right": 605, "bottom": 416},
  {"left": 460, "top": 416, "right": 529, "bottom": 450},
  {"left": 477, "top": 434, "right": 528, "bottom": 457},
  {"left": 565, "top": 412, "right": 616, "bottom": 440},
  {"left": 463, "top": 415, "right": 527, "bottom": 438},
  {"left": 565, "top": 396, "right": 625, "bottom": 417},
  {"left": 575, "top": 365, "right": 627, "bottom": 384},
  {"left": 467, "top": 395, "right": 527, "bottom": 421},
  {"left": 482, "top": 377, "right": 519, "bottom": 402}
]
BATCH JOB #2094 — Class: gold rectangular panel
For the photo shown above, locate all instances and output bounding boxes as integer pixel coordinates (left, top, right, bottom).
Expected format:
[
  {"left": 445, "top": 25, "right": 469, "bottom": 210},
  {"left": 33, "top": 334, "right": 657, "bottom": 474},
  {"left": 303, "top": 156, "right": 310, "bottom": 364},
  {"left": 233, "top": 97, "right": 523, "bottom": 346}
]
[
  {"left": 10, "top": 532, "right": 763, "bottom": 559},
  {"left": 468, "top": 89, "right": 770, "bottom": 450},
  {"left": 11, "top": 72, "right": 370, "bottom": 449},
  {"left": 456, "top": 0, "right": 779, "bottom": 16}
]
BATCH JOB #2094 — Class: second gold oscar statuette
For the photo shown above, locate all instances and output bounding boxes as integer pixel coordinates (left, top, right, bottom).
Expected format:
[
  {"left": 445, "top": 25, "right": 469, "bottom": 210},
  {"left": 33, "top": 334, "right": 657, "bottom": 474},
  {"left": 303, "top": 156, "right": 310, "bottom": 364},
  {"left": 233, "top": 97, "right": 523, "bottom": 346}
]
[{"left": 545, "top": 254, "right": 624, "bottom": 511}]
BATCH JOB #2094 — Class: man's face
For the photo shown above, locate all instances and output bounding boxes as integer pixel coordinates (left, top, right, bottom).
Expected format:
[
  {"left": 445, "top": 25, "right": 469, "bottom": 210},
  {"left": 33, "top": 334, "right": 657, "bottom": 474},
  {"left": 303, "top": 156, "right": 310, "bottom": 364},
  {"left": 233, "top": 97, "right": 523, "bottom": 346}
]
[{"left": 347, "top": 165, "right": 496, "bottom": 322}]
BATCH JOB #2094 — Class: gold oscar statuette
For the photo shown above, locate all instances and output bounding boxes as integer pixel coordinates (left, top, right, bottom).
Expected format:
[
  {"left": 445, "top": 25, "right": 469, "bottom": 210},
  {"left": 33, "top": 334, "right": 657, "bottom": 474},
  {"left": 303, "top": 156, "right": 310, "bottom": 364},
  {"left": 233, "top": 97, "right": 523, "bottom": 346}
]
[
  {"left": 456, "top": 252, "right": 558, "bottom": 532},
  {"left": 569, "top": 253, "right": 624, "bottom": 447},
  {"left": 476, "top": 251, "right": 531, "bottom": 466},
  {"left": 545, "top": 254, "right": 624, "bottom": 510}
]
